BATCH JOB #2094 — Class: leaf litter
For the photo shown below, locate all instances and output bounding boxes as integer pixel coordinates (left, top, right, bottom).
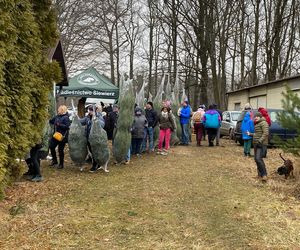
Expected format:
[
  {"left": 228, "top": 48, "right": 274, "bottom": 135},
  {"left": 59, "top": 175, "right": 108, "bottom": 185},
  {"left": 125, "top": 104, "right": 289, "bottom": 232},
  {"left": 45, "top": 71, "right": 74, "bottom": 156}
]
[{"left": 0, "top": 137, "right": 300, "bottom": 249}]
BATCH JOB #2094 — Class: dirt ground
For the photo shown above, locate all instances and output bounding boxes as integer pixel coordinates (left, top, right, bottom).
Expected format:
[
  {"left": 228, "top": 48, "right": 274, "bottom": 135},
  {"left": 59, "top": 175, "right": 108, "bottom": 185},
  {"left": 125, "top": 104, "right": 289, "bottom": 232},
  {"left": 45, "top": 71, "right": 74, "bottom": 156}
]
[{"left": 1, "top": 137, "right": 300, "bottom": 249}]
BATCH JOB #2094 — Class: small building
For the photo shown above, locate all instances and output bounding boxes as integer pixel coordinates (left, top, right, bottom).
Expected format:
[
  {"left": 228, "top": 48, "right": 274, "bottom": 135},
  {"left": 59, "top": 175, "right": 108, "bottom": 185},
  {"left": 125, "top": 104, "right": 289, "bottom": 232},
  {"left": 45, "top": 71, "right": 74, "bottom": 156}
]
[{"left": 227, "top": 75, "right": 300, "bottom": 111}]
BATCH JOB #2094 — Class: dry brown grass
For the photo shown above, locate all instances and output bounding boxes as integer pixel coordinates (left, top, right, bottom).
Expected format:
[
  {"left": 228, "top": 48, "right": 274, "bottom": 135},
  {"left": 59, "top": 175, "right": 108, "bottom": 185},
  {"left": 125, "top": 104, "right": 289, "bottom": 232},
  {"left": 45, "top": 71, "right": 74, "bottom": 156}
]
[{"left": 1, "top": 137, "right": 300, "bottom": 249}]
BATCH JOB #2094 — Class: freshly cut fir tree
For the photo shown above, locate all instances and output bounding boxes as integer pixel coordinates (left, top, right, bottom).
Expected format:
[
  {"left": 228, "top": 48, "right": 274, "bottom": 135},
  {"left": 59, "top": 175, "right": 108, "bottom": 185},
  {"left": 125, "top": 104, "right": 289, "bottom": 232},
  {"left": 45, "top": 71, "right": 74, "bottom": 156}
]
[
  {"left": 89, "top": 118, "right": 110, "bottom": 169},
  {"left": 113, "top": 80, "right": 135, "bottom": 163},
  {"left": 68, "top": 115, "right": 88, "bottom": 164}
]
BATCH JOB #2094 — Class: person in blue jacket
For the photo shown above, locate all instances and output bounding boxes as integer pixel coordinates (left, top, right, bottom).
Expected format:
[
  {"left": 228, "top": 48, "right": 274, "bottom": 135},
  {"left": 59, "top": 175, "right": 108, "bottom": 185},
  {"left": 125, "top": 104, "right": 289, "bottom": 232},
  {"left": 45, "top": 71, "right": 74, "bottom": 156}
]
[
  {"left": 241, "top": 111, "right": 254, "bottom": 156},
  {"left": 179, "top": 100, "right": 192, "bottom": 145}
]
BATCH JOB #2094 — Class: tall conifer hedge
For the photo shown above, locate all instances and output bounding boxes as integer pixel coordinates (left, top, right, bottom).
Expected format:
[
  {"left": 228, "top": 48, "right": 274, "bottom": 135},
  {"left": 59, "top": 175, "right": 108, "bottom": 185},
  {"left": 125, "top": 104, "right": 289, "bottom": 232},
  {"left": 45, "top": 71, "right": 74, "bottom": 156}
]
[{"left": 0, "top": 0, "right": 61, "bottom": 197}]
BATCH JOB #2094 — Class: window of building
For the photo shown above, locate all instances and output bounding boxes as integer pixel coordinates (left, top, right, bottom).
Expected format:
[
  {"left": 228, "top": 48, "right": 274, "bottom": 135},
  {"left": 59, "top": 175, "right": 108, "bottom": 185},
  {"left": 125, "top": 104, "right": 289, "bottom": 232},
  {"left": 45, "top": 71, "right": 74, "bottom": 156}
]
[{"left": 234, "top": 103, "right": 241, "bottom": 111}]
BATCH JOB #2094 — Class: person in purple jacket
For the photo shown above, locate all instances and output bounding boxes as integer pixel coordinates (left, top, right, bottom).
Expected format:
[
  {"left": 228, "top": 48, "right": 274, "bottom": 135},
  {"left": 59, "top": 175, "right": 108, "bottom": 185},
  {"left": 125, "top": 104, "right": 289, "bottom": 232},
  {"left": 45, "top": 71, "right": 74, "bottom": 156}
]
[
  {"left": 202, "top": 104, "right": 221, "bottom": 147},
  {"left": 179, "top": 100, "right": 192, "bottom": 145}
]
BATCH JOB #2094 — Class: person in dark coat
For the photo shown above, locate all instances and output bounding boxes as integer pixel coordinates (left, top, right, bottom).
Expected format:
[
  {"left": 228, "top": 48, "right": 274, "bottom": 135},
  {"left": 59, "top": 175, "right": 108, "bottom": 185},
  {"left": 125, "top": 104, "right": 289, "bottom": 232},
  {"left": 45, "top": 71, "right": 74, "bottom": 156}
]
[
  {"left": 105, "top": 104, "right": 119, "bottom": 140},
  {"left": 142, "top": 101, "right": 157, "bottom": 153},
  {"left": 49, "top": 105, "right": 70, "bottom": 169},
  {"left": 131, "top": 107, "right": 148, "bottom": 155}
]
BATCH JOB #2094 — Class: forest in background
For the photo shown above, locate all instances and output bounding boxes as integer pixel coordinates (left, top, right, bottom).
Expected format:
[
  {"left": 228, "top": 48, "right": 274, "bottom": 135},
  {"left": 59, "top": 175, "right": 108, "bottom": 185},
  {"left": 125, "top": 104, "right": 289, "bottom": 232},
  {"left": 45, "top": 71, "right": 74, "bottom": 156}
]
[{"left": 55, "top": 0, "right": 300, "bottom": 109}]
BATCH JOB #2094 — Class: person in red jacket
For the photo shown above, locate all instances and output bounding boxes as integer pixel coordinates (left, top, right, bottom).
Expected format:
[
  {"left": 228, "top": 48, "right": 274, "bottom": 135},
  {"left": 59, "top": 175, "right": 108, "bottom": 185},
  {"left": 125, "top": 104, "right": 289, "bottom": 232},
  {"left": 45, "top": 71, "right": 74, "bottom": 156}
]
[
  {"left": 257, "top": 107, "right": 271, "bottom": 158},
  {"left": 258, "top": 107, "right": 271, "bottom": 126}
]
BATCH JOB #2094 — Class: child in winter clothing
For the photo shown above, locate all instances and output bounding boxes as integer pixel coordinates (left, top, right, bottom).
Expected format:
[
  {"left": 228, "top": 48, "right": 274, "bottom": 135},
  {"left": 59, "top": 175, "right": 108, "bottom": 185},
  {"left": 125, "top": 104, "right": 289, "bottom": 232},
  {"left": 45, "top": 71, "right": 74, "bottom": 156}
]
[
  {"left": 241, "top": 112, "right": 254, "bottom": 156},
  {"left": 191, "top": 105, "right": 205, "bottom": 146},
  {"left": 157, "top": 107, "right": 176, "bottom": 155},
  {"left": 131, "top": 107, "right": 148, "bottom": 155}
]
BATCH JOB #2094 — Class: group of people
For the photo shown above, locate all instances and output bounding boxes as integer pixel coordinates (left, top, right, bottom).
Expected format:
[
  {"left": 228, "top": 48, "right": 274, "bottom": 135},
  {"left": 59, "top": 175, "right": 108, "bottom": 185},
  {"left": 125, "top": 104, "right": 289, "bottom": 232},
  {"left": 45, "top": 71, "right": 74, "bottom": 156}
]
[
  {"left": 241, "top": 104, "right": 271, "bottom": 182},
  {"left": 24, "top": 99, "right": 270, "bottom": 183}
]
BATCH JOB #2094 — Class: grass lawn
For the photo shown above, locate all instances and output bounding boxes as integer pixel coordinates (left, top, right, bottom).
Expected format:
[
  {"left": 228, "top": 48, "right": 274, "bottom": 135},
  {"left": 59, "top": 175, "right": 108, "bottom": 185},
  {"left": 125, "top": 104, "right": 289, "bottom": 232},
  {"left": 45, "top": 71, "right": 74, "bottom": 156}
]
[{"left": 1, "top": 138, "right": 300, "bottom": 249}]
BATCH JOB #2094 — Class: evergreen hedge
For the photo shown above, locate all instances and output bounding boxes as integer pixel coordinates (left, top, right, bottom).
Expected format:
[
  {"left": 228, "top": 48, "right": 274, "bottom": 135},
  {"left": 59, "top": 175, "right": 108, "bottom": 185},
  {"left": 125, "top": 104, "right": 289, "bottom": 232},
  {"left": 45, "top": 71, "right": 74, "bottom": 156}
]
[
  {"left": 0, "top": 0, "right": 61, "bottom": 197},
  {"left": 276, "top": 87, "right": 300, "bottom": 155}
]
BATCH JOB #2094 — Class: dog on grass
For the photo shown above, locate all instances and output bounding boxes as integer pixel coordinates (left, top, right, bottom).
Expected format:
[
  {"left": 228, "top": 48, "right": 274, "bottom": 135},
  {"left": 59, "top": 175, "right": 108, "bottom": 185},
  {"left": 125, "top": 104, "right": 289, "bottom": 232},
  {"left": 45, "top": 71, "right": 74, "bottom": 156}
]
[{"left": 277, "top": 153, "right": 294, "bottom": 179}]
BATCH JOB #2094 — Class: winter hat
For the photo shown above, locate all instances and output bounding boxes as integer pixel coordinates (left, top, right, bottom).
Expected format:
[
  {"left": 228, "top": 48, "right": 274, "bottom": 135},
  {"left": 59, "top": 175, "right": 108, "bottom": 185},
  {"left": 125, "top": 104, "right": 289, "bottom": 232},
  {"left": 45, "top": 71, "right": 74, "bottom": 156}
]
[
  {"left": 244, "top": 103, "right": 252, "bottom": 110},
  {"left": 135, "top": 107, "right": 143, "bottom": 115},
  {"left": 212, "top": 103, "right": 218, "bottom": 109},
  {"left": 88, "top": 105, "right": 95, "bottom": 111},
  {"left": 199, "top": 104, "right": 206, "bottom": 109},
  {"left": 254, "top": 112, "right": 262, "bottom": 118}
]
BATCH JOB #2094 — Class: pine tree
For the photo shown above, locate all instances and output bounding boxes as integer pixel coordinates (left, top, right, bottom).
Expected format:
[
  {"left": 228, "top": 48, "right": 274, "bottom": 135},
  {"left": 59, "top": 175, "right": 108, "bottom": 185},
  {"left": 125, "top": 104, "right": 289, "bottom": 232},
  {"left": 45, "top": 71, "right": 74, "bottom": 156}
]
[
  {"left": 0, "top": 0, "right": 61, "bottom": 197},
  {"left": 277, "top": 86, "right": 300, "bottom": 156}
]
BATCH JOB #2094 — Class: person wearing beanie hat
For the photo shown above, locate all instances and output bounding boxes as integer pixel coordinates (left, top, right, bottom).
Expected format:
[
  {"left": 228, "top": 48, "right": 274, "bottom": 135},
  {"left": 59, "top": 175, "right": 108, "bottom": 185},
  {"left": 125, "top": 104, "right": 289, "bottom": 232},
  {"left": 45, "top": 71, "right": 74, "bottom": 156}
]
[
  {"left": 247, "top": 111, "right": 269, "bottom": 182},
  {"left": 258, "top": 107, "right": 271, "bottom": 126},
  {"left": 142, "top": 101, "right": 158, "bottom": 153},
  {"left": 131, "top": 106, "right": 148, "bottom": 155}
]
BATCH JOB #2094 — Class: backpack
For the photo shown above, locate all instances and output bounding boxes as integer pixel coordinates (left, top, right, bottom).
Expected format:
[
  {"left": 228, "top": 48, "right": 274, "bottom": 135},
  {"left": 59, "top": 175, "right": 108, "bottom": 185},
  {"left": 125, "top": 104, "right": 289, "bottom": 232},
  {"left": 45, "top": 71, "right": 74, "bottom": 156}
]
[
  {"left": 193, "top": 112, "right": 202, "bottom": 123},
  {"left": 204, "top": 113, "right": 219, "bottom": 129}
]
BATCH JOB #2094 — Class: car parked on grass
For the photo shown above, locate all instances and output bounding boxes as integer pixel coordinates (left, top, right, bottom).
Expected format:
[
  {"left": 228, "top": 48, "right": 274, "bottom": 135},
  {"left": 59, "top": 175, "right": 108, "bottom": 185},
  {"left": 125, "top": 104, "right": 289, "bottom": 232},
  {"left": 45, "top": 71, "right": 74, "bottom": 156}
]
[
  {"left": 235, "top": 109, "right": 298, "bottom": 145},
  {"left": 220, "top": 111, "right": 241, "bottom": 140}
]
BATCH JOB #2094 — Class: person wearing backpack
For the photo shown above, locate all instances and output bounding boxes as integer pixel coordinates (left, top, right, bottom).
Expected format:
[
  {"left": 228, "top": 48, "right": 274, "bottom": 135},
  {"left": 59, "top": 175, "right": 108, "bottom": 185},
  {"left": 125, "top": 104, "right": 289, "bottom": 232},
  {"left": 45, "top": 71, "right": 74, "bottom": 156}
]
[
  {"left": 202, "top": 104, "right": 221, "bottom": 147},
  {"left": 191, "top": 105, "right": 205, "bottom": 146}
]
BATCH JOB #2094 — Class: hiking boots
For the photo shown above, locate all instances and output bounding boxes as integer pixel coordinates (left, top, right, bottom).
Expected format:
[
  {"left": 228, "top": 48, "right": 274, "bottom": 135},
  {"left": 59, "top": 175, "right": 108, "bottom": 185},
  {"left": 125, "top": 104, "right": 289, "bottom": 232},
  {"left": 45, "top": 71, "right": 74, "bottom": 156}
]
[
  {"left": 57, "top": 164, "right": 64, "bottom": 169},
  {"left": 261, "top": 176, "right": 268, "bottom": 182},
  {"left": 49, "top": 161, "right": 58, "bottom": 167},
  {"left": 23, "top": 171, "right": 34, "bottom": 176},
  {"left": 89, "top": 166, "right": 97, "bottom": 173},
  {"left": 31, "top": 176, "right": 43, "bottom": 182}
]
